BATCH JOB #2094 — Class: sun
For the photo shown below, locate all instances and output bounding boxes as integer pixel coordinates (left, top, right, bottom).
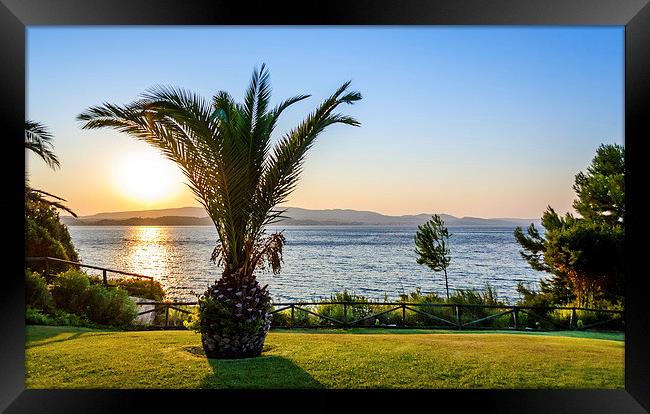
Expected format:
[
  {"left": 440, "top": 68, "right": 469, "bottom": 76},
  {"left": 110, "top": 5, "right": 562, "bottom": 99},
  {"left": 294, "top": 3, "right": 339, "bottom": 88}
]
[{"left": 114, "top": 148, "right": 184, "bottom": 203}]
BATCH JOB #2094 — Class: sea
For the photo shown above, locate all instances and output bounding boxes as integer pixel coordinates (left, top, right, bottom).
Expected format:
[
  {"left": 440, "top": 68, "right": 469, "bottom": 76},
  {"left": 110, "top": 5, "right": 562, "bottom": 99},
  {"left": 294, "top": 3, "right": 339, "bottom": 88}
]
[{"left": 68, "top": 225, "right": 548, "bottom": 304}]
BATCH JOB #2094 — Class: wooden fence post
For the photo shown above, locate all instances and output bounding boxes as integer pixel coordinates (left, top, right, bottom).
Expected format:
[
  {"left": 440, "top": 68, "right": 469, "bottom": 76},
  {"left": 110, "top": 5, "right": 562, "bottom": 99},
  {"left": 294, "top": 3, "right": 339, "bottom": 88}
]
[
  {"left": 102, "top": 269, "right": 108, "bottom": 285},
  {"left": 455, "top": 305, "right": 461, "bottom": 330},
  {"left": 164, "top": 304, "right": 170, "bottom": 328},
  {"left": 570, "top": 307, "right": 577, "bottom": 330},
  {"left": 44, "top": 258, "right": 51, "bottom": 283},
  {"left": 513, "top": 306, "right": 519, "bottom": 330},
  {"left": 343, "top": 303, "right": 348, "bottom": 327},
  {"left": 402, "top": 304, "right": 406, "bottom": 326},
  {"left": 290, "top": 305, "right": 295, "bottom": 327}
]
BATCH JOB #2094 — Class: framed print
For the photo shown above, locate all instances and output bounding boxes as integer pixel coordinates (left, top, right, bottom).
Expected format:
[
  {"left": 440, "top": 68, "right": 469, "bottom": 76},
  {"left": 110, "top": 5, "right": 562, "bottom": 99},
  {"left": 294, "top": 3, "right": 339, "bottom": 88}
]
[{"left": 2, "top": 0, "right": 649, "bottom": 412}]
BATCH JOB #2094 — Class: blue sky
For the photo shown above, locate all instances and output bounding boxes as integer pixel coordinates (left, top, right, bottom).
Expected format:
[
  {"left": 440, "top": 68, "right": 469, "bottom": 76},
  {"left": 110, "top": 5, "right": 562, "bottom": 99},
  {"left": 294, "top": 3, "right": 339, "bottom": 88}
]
[{"left": 27, "top": 27, "right": 624, "bottom": 217}]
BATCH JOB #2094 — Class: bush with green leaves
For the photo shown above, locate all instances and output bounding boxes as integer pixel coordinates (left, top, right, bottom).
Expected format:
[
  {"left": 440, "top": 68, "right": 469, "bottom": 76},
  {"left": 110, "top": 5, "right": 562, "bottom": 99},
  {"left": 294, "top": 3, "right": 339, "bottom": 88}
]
[
  {"left": 26, "top": 307, "right": 93, "bottom": 328},
  {"left": 149, "top": 304, "right": 195, "bottom": 327},
  {"left": 447, "top": 286, "right": 511, "bottom": 328},
  {"left": 367, "top": 303, "right": 403, "bottom": 327},
  {"left": 398, "top": 288, "right": 445, "bottom": 305},
  {"left": 165, "top": 305, "right": 196, "bottom": 327},
  {"left": 25, "top": 200, "right": 79, "bottom": 275},
  {"left": 50, "top": 269, "right": 90, "bottom": 315},
  {"left": 270, "top": 304, "right": 315, "bottom": 327},
  {"left": 49, "top": 269, "right": 137, "bottom": 326},
  {"left": 26, "top": 307, "right": 54, "bottom": 325},
  {"left": 392, "top": 286, "right": 506, "bottom": 328},
  {"left": 266, "top": 287, "right": 513, "bottom": 329},
  {"left": 84, "top": 284, "right": 137, "bottom": 326},
  {"left": 115, "top": 277, "right": 165, "bottom": 301},
  {"left": 315, "top": 290, "right": 375, "bottom": 326},
  {"left": 87, "top": 275, "right": 165, "bottom": 301},
  {"left": 25, "top": 270, "right": 54, "bottom": 311},
  {"left": 515, "top": 283, "right": 624, "bottom": 330},
  {"left": 394, "top": 288, "right": 447, "bottom": 326}
]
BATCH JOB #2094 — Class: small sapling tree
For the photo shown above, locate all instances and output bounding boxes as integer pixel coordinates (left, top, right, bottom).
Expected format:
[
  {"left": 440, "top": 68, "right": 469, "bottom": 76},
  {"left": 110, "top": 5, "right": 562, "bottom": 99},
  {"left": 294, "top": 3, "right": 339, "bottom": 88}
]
[{"left": 415, "top": 214, "right": 452, "bottom": 300}]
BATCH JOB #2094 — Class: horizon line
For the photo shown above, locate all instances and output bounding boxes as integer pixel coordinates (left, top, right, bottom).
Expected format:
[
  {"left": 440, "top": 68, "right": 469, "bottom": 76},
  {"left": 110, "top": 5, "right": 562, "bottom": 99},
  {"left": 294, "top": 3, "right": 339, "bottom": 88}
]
[{"left": 67, "top": 205, "right": 542, "bottom": 221}]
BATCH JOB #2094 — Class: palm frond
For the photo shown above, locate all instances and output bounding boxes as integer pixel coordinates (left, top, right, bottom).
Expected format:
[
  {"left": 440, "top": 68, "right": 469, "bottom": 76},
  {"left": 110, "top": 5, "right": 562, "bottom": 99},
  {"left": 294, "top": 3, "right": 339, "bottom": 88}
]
[
  {"left": 26, "top": 185, "right": 77, "bottom": 217},
  {"left": 251, "top": 81, "right": 361, "bottom": 233},
  {"left": 78, "top": 67, "right": 362, "bottom": 279},
  {"left": 25, "top": 121, "right": 61, "bottom": 170}
]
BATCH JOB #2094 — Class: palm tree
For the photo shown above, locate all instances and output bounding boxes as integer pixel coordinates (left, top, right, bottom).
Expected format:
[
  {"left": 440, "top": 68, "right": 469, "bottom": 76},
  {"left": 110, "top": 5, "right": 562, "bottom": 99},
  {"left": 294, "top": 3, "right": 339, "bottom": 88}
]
[
  {"left": 25, "top": 121, "right": 77, "bottom": 217},
  {"left": 25, "top": 121, "right": 61, "bottom": 170},
  {"left": 78, "top": 65, "right": 362, "bottom": 358}
]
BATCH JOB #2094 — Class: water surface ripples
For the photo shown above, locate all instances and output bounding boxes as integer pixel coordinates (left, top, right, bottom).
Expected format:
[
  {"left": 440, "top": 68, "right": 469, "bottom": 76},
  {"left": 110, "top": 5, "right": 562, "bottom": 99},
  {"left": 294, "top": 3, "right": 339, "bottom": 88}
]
[{"left": 69, "top": 225, "right": 548, "bottom": 304}]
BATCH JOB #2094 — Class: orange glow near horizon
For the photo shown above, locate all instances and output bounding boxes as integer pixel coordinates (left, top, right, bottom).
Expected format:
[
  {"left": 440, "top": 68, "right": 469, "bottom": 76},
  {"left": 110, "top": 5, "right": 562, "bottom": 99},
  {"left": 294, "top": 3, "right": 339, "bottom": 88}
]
[{"left": 113, "top": 149, "right": 185, "bottom": 205}]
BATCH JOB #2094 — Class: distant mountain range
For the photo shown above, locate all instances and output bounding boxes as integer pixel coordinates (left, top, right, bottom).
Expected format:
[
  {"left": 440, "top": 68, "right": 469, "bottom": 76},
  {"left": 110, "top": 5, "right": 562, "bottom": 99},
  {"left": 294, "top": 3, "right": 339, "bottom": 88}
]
[{"left": 61, "top": 206, "right": 540, "bottom": 228}]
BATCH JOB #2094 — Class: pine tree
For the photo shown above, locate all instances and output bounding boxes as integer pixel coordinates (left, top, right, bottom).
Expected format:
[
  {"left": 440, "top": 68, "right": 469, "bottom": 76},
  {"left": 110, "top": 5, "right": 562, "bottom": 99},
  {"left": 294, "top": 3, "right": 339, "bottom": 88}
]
[{"left": 514, "top": 144, "right": 624, "bottom": 306}]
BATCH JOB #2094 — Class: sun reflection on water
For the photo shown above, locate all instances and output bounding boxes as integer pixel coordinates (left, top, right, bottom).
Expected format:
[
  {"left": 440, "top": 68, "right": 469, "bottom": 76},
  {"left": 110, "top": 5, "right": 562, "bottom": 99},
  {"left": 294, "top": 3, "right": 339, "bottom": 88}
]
[
  {"left": 119, "top": 226, "right": 218, "bottom": 299},
  {"left": 125, "top": 226, "right": 170, "bottom": 282}
]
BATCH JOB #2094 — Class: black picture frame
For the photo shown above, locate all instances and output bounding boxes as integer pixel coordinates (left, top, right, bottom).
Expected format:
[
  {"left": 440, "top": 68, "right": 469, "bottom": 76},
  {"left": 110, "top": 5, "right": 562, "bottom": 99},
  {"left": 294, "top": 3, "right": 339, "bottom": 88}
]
[{"left": 2, "top": 0, "right": 649, "bottom": 412}]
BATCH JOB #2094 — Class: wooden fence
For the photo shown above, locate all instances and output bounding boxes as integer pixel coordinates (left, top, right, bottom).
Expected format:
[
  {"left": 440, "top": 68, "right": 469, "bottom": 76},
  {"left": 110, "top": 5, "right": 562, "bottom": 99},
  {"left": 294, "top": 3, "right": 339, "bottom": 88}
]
[
  {"left": 123, "top": 300, "right": 623, "bottom": 331},
  {"left": 25, "top": 257, "right": 624, "bottom": 331},
  {"left": 267, "top": 301, "right": 624, "bottom": 331},
  {"left": 26, "top": 256, "right": 156, "bottom": 297}
]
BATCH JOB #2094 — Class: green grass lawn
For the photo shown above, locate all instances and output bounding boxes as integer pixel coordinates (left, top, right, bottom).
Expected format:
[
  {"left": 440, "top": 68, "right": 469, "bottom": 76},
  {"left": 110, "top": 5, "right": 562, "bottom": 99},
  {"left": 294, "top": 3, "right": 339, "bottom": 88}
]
[{"left": 25, "top": 325, "right": 624, "bottom": 389}]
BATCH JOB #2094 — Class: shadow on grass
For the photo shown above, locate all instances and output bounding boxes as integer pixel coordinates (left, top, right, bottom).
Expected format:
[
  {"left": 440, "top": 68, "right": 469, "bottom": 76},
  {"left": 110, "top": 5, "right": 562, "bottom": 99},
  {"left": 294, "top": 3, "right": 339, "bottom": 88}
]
[
  {"left": 197, "top": 347, "right": 323, "bottom": 389},
  {"left": 26, "top": 326, "right": 114, "bottom": 348},
  {"left": 26, "top": 331, "right": 88, "bottom": 348}
]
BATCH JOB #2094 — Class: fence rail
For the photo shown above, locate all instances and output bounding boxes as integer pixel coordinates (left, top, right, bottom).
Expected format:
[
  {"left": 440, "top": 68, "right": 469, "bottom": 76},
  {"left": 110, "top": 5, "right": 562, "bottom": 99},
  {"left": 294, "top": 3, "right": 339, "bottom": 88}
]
[
  {"left": 129, "top": 300, "right": 624, "bottom": 331},
  {"left": 25, "top": 257, "right": 624, "bottom": 331},
  {"left": 267, "top": 301, "right": 624, "bottom": 331},
  {"left": 26, "top": 256, "right": 156, "bottom": 296}
]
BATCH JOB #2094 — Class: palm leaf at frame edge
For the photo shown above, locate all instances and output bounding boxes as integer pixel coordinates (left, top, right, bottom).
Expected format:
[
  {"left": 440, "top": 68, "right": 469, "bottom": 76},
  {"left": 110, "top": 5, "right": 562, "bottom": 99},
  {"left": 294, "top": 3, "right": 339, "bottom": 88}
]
[{"left": 25, "top": 120, "right": 61, "bottom": 170}]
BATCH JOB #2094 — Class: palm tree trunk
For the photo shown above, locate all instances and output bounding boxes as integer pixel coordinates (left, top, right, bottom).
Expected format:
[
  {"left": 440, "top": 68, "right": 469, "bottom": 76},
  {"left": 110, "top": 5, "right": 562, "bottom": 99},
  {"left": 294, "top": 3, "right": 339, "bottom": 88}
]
[{"left": 200, "top": 269, "right": 272, "bottom": 359}]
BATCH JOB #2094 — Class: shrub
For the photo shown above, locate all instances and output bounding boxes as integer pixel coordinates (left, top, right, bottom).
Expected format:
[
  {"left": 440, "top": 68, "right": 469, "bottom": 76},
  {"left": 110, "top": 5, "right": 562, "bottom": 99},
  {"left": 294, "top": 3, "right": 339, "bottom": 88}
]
[
  {"left": 368, "top": 303, "right": 403, "bottom": 326},
  {"left": 50, "top": 269, "right": 90, "bottom": 315},
  {"left": 396, "top": 288, "right": 452, "bottom": 327},
  {"left": 446, "top": 285, "right": 509, "bottom": 328},
  {"left": 115, "top": 278, "right": 165, "bottom": 301},
  {"left": 516, "top": 284, "right": 625, "bottom": 330},
  {"left": 25, "top": 270, "right": 53, "bottom": 311},
  {"left": 449, "top": 285, "right": 501, "bottom": 306},
  {"left": 51, "top": 309, "right": 93, "bottom": 327},
  {"left": 25, "top": 200, "right": 78, "bottom": 275},
  {"left": 26, "top": 307, "right": 54, "bottom": 325},
  {"left": 85, "top": 284, "right": 137, "bottom": 326},
  {"left": 269, "top": 286, "right": 623, "bottom": 331},
  {"left": 271, "top": 303, "right": 316, "bottom": 327},
  {"left": 50, "top": 269, "right": 137, "bottom": 326},
  {"left": 183, "top": 307, "right": 201, "bottom": 331},
  {"left": 88, "top": 275, "right": 165, "bottom": 301},
  {"left": 157, "top": 304, "right": 195, "bottom": 327},
  {"left": 269, "top": 287, "right": 510, "bottom": 329},
  {"left": 26, "top": 307, "right": 93, "bottom": 328},
  {"left": 316, "top": 290, "right": 374, "bottom": 326},
  {"left": 398, "top": 288, "right": 444, "bottom": 305}
]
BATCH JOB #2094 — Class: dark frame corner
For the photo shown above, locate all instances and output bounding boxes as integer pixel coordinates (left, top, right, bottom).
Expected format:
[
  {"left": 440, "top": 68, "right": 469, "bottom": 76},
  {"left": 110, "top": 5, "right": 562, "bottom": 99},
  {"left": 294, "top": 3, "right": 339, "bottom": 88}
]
[{"left": 1, "top": 0, "right": 649, "bottom": 412}]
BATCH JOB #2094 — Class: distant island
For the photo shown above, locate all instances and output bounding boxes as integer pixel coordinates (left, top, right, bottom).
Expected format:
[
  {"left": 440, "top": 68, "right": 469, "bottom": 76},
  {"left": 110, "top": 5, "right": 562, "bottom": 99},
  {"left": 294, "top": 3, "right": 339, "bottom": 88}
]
[{"left": 61, "top": 207, "right": 541, "bottom": 228}]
